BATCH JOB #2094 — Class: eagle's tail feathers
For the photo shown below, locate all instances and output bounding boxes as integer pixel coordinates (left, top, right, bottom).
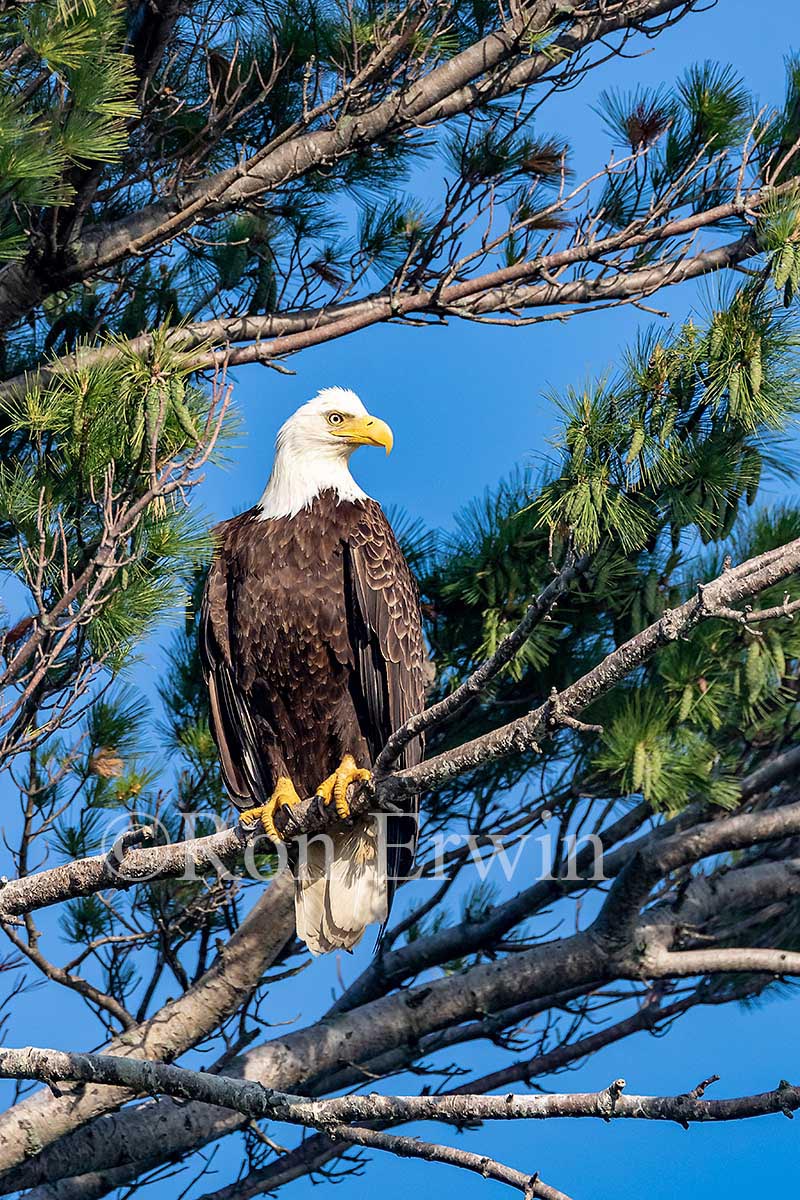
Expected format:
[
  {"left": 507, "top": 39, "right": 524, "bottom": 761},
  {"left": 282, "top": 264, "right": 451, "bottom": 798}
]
[{"left": 294, "top": 821, "right": 387, "bottom": 955}]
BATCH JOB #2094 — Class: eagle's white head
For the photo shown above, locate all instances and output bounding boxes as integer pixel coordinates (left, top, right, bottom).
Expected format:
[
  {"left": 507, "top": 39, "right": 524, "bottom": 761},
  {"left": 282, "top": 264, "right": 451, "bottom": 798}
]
[{"left": 257, "top": 387, "right": 394, "bottom": 520}]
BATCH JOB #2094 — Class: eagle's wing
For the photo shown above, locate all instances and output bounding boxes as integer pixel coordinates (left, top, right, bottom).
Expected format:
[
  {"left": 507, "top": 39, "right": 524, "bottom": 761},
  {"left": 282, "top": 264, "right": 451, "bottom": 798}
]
[
  {"left": 199, "top": 535, "right": 271, "bottom": 809},
  {"left": 345, "top": 500, "right": 429, "bottom": 896}
]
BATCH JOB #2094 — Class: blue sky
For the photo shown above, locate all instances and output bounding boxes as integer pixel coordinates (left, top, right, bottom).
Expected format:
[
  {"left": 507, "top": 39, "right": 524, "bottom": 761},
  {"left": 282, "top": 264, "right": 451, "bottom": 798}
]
[{"left": 2, "top": 1, "right": 800, "bottom": 1197}]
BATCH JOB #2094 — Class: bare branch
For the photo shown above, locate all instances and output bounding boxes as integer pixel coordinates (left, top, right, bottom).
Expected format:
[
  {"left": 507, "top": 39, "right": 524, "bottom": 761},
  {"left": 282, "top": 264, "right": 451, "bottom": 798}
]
[
  {"left": 315, "top": 1125, "right": 573, "bottom": 1200},
  {"left": 0, "top": 875, "right": 295, "bottom": 1175},
  {"left": 0, "top": 1047, "right": 798, "bottom": 1130}
]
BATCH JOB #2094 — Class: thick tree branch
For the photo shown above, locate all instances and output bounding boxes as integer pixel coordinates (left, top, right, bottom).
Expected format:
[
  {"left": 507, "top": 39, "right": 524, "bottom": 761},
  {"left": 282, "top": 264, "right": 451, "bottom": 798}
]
[
  {"left": 0, "top": 931, "right": 608, "bottom": 1189},
  {"left": 172, "top": 982, "right": 764, "bottom": 1200},
  {"left": 643, "top": 945, "right": 800, "bottom": 978},
  {"left": 0, "top": 825, "right": 243, "bottom": 919},
  {"left": 593, "top": 796, "right": 800, "bottom": 951},
  {"left": 11, "top": 827, "right": 800, "bottom": 1197}
]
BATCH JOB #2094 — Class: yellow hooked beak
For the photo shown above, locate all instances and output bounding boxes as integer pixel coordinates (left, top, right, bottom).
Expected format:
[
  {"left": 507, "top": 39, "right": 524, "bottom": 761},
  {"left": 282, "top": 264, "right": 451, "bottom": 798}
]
[{"left": 334, "top": 413, "right": 394, "bottom": 455}]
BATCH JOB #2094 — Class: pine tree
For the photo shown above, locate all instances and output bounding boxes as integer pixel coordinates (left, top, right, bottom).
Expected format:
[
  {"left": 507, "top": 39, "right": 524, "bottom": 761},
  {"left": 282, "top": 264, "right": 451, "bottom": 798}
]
[{"left": 2, "top": 4, "right": 800, "bottom": 1198}]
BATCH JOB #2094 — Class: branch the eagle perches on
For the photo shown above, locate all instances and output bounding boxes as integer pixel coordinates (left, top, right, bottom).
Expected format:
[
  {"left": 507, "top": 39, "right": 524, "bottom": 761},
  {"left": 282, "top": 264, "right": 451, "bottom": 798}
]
[{"left": 1, "top": 534, "right": 799, "bottom": 925}]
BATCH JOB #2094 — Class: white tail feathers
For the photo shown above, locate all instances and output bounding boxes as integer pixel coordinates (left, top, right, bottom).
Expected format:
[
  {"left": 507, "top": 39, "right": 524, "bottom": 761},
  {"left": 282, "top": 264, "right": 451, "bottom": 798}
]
[{"left": 294, "top": 820, "right": 388, "bottom": 955}]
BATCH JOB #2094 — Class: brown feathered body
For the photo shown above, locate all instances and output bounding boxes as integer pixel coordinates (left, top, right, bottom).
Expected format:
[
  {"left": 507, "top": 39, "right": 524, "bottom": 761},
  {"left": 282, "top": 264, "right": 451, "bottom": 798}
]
[{"left": 199, "top": 490, "right": 427, "bottom": 953}]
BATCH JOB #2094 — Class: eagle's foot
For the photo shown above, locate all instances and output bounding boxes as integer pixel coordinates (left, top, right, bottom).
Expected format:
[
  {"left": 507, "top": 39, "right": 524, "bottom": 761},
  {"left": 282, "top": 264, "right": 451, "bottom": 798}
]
[
  {"left": 239, "top": 776, "right": 301, "bottom": 843},
  {"left": 315, "top": 754, "right": 371, "bottom": 821}
]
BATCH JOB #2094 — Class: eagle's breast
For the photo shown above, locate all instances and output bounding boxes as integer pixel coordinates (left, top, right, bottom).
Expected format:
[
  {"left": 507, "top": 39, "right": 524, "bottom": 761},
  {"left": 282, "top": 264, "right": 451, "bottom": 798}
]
[{"left": 227, "top": 494, "right": 358, "bottom": 677}]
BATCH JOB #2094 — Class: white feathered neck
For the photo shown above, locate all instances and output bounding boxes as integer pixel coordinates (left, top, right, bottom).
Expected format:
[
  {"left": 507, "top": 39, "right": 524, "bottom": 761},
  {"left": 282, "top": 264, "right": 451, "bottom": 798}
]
[{"left": 257, "top": 388, "right": 370, "bottom": 520}]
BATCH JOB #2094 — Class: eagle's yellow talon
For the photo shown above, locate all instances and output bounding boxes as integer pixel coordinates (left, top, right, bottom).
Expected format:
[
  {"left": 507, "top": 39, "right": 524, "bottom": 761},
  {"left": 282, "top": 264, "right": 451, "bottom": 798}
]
[
  {"left": 315, "top": 771, "right": 337, "bottom": 807},
  {"left": 316, "top": 754, "right": 371, "bottom": 821},
  {"left": 240, "top": 776, "right": 301, "bottom": 843}
]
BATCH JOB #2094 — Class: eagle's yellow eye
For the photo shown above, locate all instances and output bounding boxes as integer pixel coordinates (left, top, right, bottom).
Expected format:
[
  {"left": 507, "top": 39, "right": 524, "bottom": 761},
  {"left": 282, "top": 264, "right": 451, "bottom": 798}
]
[{"left": 327, "top": 412, "right": 345, "bottom": 426}]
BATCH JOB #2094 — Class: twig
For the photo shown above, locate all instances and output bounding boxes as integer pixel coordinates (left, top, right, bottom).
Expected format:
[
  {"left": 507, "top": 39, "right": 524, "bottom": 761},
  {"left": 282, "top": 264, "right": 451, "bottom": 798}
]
[{"left": 320, "top": 1125, "right": 572, "bottom": 1200}]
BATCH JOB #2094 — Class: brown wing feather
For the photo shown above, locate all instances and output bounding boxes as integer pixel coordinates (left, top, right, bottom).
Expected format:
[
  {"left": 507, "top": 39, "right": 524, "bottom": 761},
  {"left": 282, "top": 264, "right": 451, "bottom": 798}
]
[
  {"left": 199, "top": 524, "right": 273, "bottom": 809},
  {"left": 346, "top": 501, "right": 428, "bottom": 897}
]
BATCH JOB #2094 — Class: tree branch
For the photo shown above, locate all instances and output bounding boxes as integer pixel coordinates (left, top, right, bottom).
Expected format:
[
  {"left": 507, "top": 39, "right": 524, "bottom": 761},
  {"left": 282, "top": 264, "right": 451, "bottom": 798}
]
[
  {"left": 314, "top": 1125, "right": 573, "bottom": 1200},
  {"left": 0, "top": 224, "right": 758, "bottom": 402},
  {"left": 0, "top": 1047, "right": 797, "bottom": 1129}
]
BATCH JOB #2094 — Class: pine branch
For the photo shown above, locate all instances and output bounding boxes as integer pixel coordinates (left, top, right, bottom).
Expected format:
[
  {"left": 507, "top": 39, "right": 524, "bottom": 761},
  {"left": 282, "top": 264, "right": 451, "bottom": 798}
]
[
  {"left": 0, "top": 0, "right": 701, "bottom": 333},
  {"left": 0, "top": 220, "right": 764, "bottom": 401},
  {"left": 386, "top": 536, "right": 800, "bottom": 800}
]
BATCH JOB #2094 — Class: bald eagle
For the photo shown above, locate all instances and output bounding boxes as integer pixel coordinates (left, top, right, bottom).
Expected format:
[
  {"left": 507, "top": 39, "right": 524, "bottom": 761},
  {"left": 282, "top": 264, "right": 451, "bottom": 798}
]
[{"left": 199, "top": 388, "right": 428, "bottom": 954}]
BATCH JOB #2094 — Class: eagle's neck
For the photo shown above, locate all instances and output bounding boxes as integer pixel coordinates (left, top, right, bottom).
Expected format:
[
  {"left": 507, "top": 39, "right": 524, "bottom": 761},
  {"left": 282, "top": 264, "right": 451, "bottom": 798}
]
[{"left": 257, "top": 438, "right": 368, "bottom": 520}]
